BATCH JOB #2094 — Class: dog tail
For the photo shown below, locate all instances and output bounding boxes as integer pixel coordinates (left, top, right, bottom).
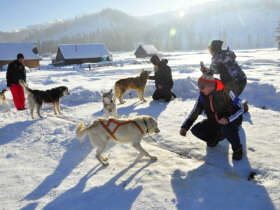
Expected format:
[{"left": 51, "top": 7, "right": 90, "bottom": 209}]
[
  {"left": 19, "top": 79, "right": 32, "bottom": 94},
  {"left": 76, "top": 122, "right": 89, "bottom": 142}
]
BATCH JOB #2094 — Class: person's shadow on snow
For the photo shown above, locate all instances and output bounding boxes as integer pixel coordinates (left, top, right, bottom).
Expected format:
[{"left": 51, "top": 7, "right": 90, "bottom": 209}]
[
  {"left": 41, "top": 161, "right": 152, "bottom": 210},
  {"left": 171, "top": 127, "right": 275, "bottom": 210},
  {"left": 24, "top": 134, "right": 93, "bottom": 201}
]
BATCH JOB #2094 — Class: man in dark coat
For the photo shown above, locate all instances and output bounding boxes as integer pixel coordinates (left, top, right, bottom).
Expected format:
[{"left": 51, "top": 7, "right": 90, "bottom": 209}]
[
  {"left": 6, "top": 53, "right": 26, "bottom": 110},
  {"left": 180, "top": 73, "right": 244, "bottom": 161},
  {"left": 149, "top": 55, "right": 176, "bottom": 102}
]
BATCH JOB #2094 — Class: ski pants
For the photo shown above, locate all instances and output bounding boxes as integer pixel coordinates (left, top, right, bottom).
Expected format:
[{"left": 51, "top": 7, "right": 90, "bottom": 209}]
[
  {"left": 10, "top": 84, "right": 25, "bottom": 110},
  {"left": 152, "top": 88, "right": 176, "bottom": 101},
  {"left": 190, "top": 119, "right": 242, "bottom": 151}
]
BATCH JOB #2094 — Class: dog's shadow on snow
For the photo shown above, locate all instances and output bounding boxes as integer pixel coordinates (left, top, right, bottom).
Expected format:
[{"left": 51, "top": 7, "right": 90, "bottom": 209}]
[
  {"left": 0, "top": 120, "right": 37, "bottom": 146},
  {"left": 23, "top": 136, "right": 93, "bottom": 201},
  {"left": 41, "top": 161, "right": 153, "bottom": 210},
  {"left": 171, "top": 127, "right": 276, "bottom": 210}
]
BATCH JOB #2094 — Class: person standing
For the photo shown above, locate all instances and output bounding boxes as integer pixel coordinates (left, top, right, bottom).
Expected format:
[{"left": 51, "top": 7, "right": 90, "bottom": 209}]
[
  {"left": 6, "top": 53, "right": 26, "bottom": 110},
  {"left": 149, "top": 55, "right": 176, "bottom": 102}
]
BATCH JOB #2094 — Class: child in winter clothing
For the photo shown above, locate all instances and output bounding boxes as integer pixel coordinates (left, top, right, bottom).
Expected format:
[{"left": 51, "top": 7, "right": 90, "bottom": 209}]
[
  {"left": 208, "top": 40, "right": 247, "bottom": 96},
  {"left": 180, "top": 73, "right": 244, "bottom": 161},
  {"left": 6, "top": 53, "right": 26, "bottom": 110},
  {"left": 149, "top": 55, "right": 176, "bottom": 102}
]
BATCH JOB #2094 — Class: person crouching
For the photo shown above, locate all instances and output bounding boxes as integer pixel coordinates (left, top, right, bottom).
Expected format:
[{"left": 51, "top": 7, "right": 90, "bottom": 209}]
[
  {"left": 180, "top": 73, "right": 244, "bottom": 161},
  {"left": 149, "top": 55, "right": 176, "bottom": 102}
]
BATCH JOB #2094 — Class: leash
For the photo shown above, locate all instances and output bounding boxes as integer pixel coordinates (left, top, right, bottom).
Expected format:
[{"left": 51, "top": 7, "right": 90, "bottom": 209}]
[
  {"left": 52, "top": 115, "right": 83, "bottom": 124},
  {"left": 144, "top": 135, "right": 257, "bottom": 182}
]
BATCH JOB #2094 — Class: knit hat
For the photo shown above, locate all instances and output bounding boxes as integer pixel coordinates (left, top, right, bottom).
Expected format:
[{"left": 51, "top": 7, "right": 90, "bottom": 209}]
[
  {"left": 197, "top": 74, "right": 216, "bottom": 90},
  {"left": 209, "top": 40, "right": 223, "bottom": 53}
]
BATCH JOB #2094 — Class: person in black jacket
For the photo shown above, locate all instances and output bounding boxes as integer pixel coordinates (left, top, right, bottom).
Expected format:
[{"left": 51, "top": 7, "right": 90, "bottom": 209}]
[
  {"left": 208, "top": 40, "right": 247, "bottom": 96},
  {"left": 149, "top": 55, "right": 176, "bottom": 102},
  {"left": 179, "top": 73, "right": 244, "bottom": 161},
  {"left": 6, "top": 53, "right": 26, "bottom": 110}
]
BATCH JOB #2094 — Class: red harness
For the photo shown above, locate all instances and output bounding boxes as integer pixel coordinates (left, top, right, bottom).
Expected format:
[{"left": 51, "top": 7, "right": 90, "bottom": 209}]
[{"left": 99, "top": 118, "right": 145, "bottom": 142}]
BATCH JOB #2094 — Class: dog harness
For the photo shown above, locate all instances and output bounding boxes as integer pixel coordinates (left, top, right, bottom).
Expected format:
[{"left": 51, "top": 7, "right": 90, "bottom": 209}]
[{"left": 99, "top": 118, "right": 147, "bottom": 142}]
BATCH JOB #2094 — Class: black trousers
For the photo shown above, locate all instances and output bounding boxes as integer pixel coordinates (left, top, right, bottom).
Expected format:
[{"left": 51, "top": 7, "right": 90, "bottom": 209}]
[
  {"left": 190, "top": 119, "right": 242, "bottom": 151},
  {"left": 152, "top": 88, "right": 176, "bottom": 101}
]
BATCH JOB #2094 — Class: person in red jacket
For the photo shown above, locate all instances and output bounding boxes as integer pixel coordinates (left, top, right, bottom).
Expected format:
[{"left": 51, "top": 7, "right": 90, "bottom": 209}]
[
  {"left": 6, "top": 53, "right": 26, "bottom": 110},
  {"left": 180, "top": 73, "right": 244, "bottom": 161}
]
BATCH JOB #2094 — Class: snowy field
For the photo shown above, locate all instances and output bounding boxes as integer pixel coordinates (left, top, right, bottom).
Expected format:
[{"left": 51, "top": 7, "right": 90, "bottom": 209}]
[{"left": 0, "top": 48, "right": 279, "bottom": 210}]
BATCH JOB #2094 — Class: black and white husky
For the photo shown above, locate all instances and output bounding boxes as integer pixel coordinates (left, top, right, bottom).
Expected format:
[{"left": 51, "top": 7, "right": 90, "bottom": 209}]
[
  {"left": 19, "top": 80, "right": 70, "bottom": 119},
  {"left": 102, "top": 89, "right": 117, "bottom": 118}
]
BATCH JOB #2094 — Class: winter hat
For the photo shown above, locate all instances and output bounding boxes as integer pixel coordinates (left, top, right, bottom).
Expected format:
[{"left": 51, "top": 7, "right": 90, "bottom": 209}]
[
  {"left": 197, "top": 74, "right": 216, "bottom": 90},
  {"left": 209, "top": 40, "right": 223, "bottom": 53},
  {"left": 150, "top": 55, "right": 160, "bottom": 65},
  {"left": 17, "top": 53, "right": 24, "bottom": 59}
]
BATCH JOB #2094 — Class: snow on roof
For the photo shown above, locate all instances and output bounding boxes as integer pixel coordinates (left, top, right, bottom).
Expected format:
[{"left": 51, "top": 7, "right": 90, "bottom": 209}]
[
  {"left": 0, "top": 43, "right": 40, "bottom": 60},
  {"left": 139, "top": 44, "right": 158, "bottom": 54},
  {"left": 59, "top": 44, "right": 112, "bottom": 59}
]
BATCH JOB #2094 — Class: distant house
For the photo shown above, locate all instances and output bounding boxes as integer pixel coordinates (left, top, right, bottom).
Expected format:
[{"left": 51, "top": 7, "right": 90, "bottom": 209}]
[
  {"left": 53, "top": 44, "right": 112, "bottom": 66},
  {"left": 134, "top": 44, "right": 159, "bottom": 58},
  {"left": 0, "top": 43, "right": 40, "bottom": 69}
]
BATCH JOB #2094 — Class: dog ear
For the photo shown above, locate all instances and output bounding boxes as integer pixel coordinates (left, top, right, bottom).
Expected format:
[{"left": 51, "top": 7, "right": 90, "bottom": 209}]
[{"left": 109, "top": 89, "right": 113, "bottom": 94}]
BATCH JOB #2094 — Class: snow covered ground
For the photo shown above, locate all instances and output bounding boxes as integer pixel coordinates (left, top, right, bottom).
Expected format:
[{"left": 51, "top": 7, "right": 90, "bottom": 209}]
[{"left": 0, "top": 48, "right": 279, "bottom": 210}]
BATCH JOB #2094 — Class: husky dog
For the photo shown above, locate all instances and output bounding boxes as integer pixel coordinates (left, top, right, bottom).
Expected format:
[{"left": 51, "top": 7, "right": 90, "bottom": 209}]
[
  {"left": 114, "top": 69, "right": 151, "bottom": 104},
  {"left": 0, "top": 89, "right": 10, "bottom": 108},
  {"left": 76, "top": 115, "right": 160, "bottom": 166},
  {"left": 102, "top": 89, "right": 117, "bottom": 118},
  {"left": 19, "top": 80, "right": 70, "bottom": 119}
]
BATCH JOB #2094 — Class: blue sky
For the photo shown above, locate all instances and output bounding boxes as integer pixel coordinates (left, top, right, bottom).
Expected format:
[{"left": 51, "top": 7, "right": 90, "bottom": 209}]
[{"left": 0, "top": 0, "right": 211, "bottom": 31}]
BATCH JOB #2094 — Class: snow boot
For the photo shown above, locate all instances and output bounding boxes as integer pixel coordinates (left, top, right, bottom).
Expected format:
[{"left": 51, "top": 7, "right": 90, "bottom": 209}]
[{"left": 232, "top": 145, "right": 243, "bottom": 161}]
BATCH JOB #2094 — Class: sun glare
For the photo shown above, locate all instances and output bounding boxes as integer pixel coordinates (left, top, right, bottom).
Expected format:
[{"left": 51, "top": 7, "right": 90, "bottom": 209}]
[
  {"left": 169, "top": 28, "right": 177, "bottom": 37},
  {"left": 178, "top": 11, "right": 185, "bottom": 18}
]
